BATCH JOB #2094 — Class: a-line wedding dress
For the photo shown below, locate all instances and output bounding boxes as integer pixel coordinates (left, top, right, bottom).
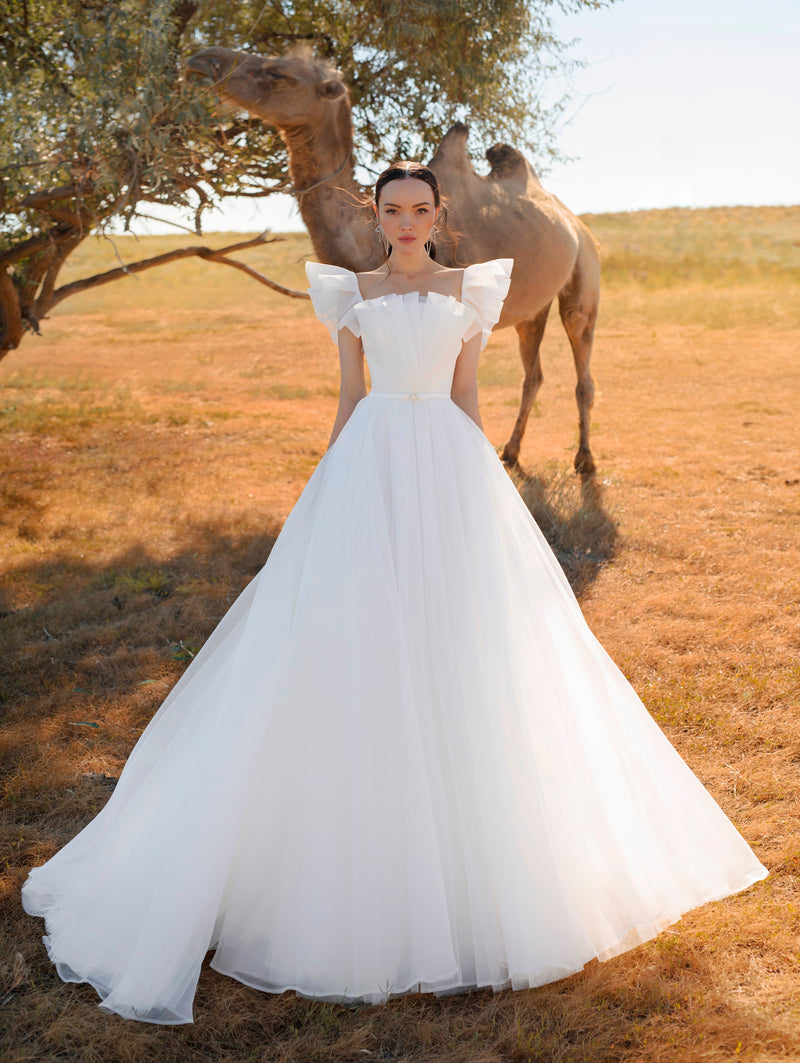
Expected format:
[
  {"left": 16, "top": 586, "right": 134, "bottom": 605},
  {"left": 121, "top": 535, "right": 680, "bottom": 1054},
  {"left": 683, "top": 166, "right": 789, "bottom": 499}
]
[{"left": 22, "top": 258, "right": 768, "bottom": 1024}]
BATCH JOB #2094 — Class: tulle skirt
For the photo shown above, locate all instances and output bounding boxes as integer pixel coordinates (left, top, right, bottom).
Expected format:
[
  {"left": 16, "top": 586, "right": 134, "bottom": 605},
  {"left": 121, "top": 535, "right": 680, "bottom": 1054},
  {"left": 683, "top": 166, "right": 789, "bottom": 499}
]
[{"left": 22, "top": 392, "right": 768, "bottom": 1023}]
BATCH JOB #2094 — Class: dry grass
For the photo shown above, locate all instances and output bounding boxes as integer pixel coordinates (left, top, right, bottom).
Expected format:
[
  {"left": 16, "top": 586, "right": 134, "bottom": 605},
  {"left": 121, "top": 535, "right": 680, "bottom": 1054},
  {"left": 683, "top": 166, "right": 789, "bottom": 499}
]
[
  {"left": 510, "top": 467, "right": 620, "bottom": 595},
  {"left": 2, "top": 207, "right": 800, "bottom": 1061}
]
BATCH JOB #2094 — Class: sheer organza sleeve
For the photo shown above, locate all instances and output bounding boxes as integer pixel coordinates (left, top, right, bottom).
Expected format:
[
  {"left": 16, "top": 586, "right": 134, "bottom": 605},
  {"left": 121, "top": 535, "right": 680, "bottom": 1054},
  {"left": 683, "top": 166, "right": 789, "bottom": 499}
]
[
  {"left": 305, "top": 262, "right": 363, "bottom": 344},
  {"left": 460, "top": 258, "right": 514, "bottom": 351}
]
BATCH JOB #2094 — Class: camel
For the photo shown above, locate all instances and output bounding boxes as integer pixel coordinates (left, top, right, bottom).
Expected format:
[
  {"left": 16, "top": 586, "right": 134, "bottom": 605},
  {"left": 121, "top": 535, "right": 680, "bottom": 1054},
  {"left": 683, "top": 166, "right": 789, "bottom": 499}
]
[{"left": 186, "top": 47, "right": 601, "bottom": 474}]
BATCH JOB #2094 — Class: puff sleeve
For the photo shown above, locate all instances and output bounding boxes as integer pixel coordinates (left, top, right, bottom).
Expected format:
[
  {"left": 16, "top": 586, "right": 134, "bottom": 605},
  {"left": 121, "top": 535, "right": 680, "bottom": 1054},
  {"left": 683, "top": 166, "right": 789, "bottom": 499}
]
[
  {"left": 305, "top": 262, "right": 363, "bottom": 344},
  {"left": 460, "top": 258, "right": 513, "bottom": 351}
]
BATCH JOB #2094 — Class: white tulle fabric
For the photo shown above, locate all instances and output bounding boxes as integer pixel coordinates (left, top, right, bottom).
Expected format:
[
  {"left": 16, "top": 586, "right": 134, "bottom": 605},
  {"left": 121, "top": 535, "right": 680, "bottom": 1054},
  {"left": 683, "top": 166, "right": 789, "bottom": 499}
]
[{"left": 22, "top": 259, "right": 767, "bottom": 1025}]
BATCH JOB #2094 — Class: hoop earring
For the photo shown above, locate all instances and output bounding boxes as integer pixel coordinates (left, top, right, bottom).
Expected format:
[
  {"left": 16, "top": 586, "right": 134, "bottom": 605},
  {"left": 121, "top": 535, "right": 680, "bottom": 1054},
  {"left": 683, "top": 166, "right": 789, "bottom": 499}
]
[{"left": 374, "top": 221, "right": 390, "bottom": 256}]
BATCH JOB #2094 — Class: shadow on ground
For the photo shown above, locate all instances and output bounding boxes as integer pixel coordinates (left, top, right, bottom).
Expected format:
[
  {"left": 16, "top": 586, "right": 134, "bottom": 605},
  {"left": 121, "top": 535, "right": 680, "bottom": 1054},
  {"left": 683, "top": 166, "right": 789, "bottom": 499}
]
[
  {"left": 1, "top": 471, "right": 619, "bottom": 733},
  {"left": 0, "top": 520, "right": 281, "bottom": 714},
  {"left": 511, "top": 466, "right": 620, "bottom": 595}
]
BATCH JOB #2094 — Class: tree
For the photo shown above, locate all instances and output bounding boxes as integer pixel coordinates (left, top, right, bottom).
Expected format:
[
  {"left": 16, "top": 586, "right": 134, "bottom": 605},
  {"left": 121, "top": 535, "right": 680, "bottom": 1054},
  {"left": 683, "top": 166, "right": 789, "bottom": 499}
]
[{"left": 0, "top": 0, "right": 613, "bottom": 360}]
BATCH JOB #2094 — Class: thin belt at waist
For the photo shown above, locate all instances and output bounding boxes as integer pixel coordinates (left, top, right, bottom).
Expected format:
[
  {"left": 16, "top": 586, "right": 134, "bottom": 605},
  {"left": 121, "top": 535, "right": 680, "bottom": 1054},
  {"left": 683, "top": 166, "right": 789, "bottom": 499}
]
[{"left": 369, "top": 391, "right": 451, "bottom": 400}]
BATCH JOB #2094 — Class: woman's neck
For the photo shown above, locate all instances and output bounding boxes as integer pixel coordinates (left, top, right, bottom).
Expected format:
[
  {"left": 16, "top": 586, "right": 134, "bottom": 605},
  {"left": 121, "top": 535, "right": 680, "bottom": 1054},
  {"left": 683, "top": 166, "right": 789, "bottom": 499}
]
[{"left": 384, "top": 248, "right": 437, "bottom": 279}]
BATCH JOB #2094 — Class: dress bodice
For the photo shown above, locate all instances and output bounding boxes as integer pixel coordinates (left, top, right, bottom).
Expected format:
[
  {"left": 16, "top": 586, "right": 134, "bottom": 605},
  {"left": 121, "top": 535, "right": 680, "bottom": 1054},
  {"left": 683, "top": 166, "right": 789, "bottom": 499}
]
[{"left": 306, "top": 259, "right": 513, "bottom": 396}]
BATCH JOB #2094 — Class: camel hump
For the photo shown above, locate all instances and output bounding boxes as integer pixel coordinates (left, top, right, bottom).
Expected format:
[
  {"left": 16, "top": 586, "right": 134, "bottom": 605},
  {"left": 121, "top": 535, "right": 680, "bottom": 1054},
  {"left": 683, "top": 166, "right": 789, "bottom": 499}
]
[
  {"left": 486, "top": 142, "right": 532, "bottom": 181},
  {"left": 429, "top": 123, "right": 472, "bottom": 171}
]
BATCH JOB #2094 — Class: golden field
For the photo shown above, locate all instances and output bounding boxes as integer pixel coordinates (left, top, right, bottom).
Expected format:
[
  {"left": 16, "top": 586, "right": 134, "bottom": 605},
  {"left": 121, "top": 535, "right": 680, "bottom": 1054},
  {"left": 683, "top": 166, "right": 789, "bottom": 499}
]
[{"left": 1, "top": 206, "right": 799, "bottom": 1061}]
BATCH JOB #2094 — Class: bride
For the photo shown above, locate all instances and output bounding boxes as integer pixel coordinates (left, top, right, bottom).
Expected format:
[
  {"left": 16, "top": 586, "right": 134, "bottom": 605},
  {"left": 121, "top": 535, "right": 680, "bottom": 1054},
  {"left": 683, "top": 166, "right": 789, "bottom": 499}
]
[{"left": 22, "top": 161, "right": 768, "bottom": 1025}]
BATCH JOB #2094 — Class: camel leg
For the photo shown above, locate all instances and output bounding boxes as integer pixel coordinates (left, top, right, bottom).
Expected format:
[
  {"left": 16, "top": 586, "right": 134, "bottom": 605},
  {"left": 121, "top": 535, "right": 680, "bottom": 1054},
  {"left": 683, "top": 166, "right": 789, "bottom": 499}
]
[
  {"left": 559, "top": 276, "right": 598, "bottom": 477},
  {"left": 501, "top": 305, "right": 551, "bottom": 467}
]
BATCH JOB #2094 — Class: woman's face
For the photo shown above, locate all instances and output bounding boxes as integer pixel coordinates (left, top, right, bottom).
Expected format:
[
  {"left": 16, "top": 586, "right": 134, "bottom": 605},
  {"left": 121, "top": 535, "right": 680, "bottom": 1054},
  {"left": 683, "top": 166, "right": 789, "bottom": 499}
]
[{"left": 374, "top": 178, "right": 438, "bottom": 256}]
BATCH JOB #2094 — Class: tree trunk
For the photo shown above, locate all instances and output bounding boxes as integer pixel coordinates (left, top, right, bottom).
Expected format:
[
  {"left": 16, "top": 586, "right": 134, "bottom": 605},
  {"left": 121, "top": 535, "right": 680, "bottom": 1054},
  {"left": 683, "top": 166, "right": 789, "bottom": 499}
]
[{"left": 0, "top": 270, "right": 24, "bottom": 359}]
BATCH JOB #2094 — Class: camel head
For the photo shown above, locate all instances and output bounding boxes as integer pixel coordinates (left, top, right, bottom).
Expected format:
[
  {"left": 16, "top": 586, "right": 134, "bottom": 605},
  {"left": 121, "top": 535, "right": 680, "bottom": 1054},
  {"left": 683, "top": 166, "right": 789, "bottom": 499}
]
[{"left": 185, "top": 46, "right": 348, "bottom": 129}]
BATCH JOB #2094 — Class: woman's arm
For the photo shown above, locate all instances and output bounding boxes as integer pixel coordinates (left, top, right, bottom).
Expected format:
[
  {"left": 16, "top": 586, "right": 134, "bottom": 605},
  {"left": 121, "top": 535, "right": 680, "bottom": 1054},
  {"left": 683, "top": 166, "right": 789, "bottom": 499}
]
[
  {"left": 450, "top": 332, "right": 484, "bottom": 431},
  {"left": 327, "top": 326, "right": 367, "bottom": 450}
]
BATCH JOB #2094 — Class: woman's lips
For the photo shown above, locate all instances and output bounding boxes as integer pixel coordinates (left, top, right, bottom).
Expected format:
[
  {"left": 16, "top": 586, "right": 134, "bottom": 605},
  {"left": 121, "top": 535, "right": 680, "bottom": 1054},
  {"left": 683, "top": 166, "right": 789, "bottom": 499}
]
[{"left": 398, "top": 236, "right": 416, "bottom": 243}]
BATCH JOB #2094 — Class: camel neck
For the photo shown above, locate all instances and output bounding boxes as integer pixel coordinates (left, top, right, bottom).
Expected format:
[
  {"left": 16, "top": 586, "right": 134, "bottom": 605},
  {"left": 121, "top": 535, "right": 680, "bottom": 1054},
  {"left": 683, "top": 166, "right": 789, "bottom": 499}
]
[{"left": 280, "top": 107, "right": 377, "bottom": 271}]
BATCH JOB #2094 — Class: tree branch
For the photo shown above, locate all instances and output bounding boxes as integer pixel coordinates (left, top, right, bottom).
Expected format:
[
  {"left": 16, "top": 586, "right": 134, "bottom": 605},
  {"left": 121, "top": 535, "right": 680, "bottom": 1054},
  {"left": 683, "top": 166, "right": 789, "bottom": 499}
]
[
  {"left": 0, "top": 230, "right": 69, "bottom": 268},
  {"left": 15, "top": 184, "right": 83, "bottom": 210},
  {"left": 35, "top": 234, "right": 83, "bottom": 319},
  {"left": 195, "top": 251, "right": 309, "bottom": 298},
  {"left": 168, "top": 0, "right": 199, "bottom": 48},
  {"left": 48, "top": 234, "right": 310, "bottom": 308},
  {"left": 11, "top": 185, "right": 97, "bottom": 229}
]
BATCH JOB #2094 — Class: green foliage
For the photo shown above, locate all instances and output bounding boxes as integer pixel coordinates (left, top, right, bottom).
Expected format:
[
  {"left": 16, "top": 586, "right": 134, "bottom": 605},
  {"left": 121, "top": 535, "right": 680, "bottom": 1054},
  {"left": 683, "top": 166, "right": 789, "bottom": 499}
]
[
  {"left": 116, "top": 568, "right": 174, "bottom": 598},
  {"left": 0, "top": 0, "right": 275, "bottom": 245},
  {"left": 1, "top": 0, "right": 613, "bottom": 240},
  {"left": 0, "top": 0, "right": 615, "bottom": 355},
  {"left": 202, "top": 0, "right": 585, "bottom": 168}
]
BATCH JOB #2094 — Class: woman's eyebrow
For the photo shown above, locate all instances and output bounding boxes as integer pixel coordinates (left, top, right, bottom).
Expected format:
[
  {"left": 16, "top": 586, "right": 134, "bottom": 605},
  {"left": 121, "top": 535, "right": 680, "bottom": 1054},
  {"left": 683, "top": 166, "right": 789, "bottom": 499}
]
[{"left": 382, "top": 201, "right": 433, "bottom": 208}]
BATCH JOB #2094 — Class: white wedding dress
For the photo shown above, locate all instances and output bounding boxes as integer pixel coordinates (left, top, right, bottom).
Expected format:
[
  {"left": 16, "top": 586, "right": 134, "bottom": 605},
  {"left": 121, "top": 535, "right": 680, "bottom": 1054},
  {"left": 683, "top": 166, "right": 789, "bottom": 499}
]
[{"left": 22, "top": 259, "right": 768, "bottom": 1025}]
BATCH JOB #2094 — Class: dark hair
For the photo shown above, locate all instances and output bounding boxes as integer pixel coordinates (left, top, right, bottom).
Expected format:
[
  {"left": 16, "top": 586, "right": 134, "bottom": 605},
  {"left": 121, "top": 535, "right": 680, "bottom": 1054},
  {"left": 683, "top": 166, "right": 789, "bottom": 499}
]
[
  {"left": 374, "top": 161, "right": 447, "bottom": 260},
  {"left": 375, "top": 161, "right": 441, "bottom": 209}
]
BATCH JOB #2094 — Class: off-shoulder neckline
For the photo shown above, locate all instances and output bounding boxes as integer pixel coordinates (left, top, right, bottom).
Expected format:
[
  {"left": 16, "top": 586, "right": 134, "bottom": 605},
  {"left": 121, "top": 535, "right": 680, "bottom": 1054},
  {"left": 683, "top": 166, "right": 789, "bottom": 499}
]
[
  {"left": 354, "top": 265, "right": 466, "bottom": 306},
  {"left": 351, "top": 289, "right": 473, "bottom": 313},
  {"left": 307, "top": 259, "right": 512, "bottom": 312},
  {"left": 301, "top": 259, "right": 514, "bottom": 316}
]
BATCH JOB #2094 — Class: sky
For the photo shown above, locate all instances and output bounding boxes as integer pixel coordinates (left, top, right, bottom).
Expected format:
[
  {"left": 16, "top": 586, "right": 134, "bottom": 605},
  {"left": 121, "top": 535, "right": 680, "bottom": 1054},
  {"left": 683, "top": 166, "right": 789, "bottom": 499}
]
[
  {"left": 132, "top": 0, "right": 799, "bottom": 234},
  {"left": 544, "top": 0, "right": 799, "bottom": 214}
]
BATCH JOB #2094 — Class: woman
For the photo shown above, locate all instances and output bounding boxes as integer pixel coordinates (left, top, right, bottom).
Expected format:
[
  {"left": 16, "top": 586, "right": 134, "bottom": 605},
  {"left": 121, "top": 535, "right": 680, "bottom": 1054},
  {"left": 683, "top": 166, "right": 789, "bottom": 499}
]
[{"left": 22, "top": 161, "right": 768, "bottom": 1025}]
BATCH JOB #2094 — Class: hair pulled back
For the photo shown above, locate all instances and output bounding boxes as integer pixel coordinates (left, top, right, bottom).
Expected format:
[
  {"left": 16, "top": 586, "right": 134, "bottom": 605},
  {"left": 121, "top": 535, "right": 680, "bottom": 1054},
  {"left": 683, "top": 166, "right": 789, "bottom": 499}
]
[{"left": 374, "top": 160, "right": 448, "bottom": 261}]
